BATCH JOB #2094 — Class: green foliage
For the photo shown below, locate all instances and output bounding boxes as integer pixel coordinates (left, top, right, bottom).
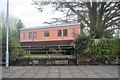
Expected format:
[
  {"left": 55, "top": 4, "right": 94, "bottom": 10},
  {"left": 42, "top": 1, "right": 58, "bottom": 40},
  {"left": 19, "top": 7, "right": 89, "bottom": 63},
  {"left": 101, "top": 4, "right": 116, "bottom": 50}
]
[
  {"left": 118, "top": 39, "right": 120, "bottom": 57},
  {"left": 1, "top": 16, "right": 25, "bottom": 60},
  {"left": 73, "top": 34, "right": 90, "bottom": 57},
  {"left": 10, "top": 47, "right": 26, "bottom": 59},
  {"left": 16, "top": 19, "right": 24, "bottom": 30},
  {"left": 89, "top": 38, "right": 119, "bottom": 58},
  {"left": 74, "top": 33, "right": 119, "bottom": 58},
  {"left": 89, "top": 39, "right": 96, "bottom": 57}
]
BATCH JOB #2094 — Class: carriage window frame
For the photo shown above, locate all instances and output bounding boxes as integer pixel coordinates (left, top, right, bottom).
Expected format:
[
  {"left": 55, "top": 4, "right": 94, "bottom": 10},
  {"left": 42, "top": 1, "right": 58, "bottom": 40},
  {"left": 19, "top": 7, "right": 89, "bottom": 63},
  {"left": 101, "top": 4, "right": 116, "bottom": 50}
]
[
  {"left": 63, "top": 29, "right": 67, "bottom": 36},
  {"left": 57, "top": 29, "right": 62, "bottom": 37},
  {"left": 33, "top": 32, "right": 37, "bottom": 39},
  {"left": 28, "top": 32, "right": 32, "bottom": 39},
  {"left": 44, "top": 31, "right": 50, "bottom": 37}
]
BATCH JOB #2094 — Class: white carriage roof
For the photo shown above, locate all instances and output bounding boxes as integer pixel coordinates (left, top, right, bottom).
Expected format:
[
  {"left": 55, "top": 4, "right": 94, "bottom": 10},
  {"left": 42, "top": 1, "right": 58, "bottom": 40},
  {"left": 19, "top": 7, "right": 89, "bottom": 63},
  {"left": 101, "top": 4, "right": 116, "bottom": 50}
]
[{"left": 20, "top": 23, "right": 80, "bottom": 31}]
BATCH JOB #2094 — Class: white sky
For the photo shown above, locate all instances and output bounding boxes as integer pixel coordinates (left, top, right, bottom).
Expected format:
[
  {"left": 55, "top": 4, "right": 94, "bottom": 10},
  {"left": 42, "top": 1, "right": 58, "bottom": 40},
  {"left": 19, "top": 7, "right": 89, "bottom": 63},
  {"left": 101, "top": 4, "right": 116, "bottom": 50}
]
[{"left": 0, "top": 0, "right": 64, "bottom": 27}]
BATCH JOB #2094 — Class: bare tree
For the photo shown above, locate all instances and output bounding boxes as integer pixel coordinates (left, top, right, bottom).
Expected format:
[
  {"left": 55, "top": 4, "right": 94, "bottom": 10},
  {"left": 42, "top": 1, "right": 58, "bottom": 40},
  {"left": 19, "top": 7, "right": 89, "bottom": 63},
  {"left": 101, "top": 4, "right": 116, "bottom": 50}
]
[{"left": 32, "top": 0, "right": 120, "bottom": 38}]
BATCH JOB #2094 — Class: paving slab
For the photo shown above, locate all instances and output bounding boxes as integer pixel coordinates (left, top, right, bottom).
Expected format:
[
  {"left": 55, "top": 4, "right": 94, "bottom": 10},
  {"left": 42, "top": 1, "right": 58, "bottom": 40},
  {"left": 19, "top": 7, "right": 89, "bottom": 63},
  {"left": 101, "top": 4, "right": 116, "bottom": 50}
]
[
  {"left": 60, "top": 74, "right": 73, "bottom": 78},
  {"left": 0, "top": 66, "right": 2, "bottom": 79},
  {"left": 87, "top": 74, "right": 100, "bottom": 78},
  {"left": 33, "top": 74, "right": 46, "bottom": 78},
  {"left": 37, "top": 70, "right": 49, "bottom": 75},
  {"left": 72, "top": 72, "right": 87, "bottom": 78},
  {"left": 20, "top": 73, "right": 35, "bottom": 78},
  {"left": 7, "top": 74, "right": 22, "bottom": 78},
  {"left": 97, "top": 72, "right": 115, "bottom": 78},
  {"left": 2, "top": 65, "right": 118, "bottom": 78},
  {"left": 2, "top": 73, "right": 11, "bottom": 78},
  {"left": 47, "top": 72, "right": 59, "bottom": 78}
]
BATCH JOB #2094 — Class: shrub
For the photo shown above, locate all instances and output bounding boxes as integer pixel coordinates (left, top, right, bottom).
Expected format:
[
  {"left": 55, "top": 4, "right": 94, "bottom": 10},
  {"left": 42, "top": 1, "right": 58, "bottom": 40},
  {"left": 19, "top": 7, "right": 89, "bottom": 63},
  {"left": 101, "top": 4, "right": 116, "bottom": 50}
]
[
  {"left": 89, "top": 38, "right": 119, "bottom": 58},
  {"left": 10, "top": 47, "right": 26, "bottom": 59},
  {"left": 73, "top": 34, "right": 90, "bottom": 57}
]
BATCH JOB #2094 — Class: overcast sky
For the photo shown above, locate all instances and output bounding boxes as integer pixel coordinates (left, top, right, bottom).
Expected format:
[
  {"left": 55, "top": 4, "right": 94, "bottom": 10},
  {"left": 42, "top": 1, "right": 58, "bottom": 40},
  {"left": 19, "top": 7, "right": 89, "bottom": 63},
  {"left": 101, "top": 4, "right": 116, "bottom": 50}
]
[{"left": 0, "top": 0, "right": 64, "bottom": 27}]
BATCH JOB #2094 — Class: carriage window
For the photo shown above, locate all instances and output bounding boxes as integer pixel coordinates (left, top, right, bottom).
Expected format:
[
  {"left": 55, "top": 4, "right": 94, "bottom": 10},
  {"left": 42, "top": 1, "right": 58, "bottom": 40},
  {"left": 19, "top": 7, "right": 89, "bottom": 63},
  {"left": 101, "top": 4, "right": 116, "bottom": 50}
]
[
  {"left": 63, "top": 29, "right": 67, "bottom": 36},
  {"left": 44, "top": 31, "right": 49, "bottom": 37},
  {"left": 29, "top": 32, "right": 32, "bottom": 39},
  {"left": 33, "top": 32, "right": 37, "bottom": 39},
  {"left": 58, "top": 29, "right": 62, "bottom": 37}
]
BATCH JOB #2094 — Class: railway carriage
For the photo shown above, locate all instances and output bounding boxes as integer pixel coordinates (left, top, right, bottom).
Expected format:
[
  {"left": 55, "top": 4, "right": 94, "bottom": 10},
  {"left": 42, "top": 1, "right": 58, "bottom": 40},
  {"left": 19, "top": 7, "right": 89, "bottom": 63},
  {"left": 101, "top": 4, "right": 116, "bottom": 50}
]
[{"left": 20, "top": 23, "right": 81, "bottom": 54}]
